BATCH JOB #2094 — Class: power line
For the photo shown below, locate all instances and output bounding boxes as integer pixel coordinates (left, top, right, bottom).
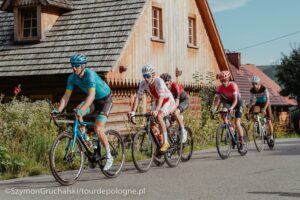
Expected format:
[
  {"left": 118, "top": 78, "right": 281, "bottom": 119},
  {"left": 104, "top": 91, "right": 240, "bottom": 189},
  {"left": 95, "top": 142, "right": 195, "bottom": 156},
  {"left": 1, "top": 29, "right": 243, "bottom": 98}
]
[{"left": 235, "top": 29, "right": 300, "bottom": 51}]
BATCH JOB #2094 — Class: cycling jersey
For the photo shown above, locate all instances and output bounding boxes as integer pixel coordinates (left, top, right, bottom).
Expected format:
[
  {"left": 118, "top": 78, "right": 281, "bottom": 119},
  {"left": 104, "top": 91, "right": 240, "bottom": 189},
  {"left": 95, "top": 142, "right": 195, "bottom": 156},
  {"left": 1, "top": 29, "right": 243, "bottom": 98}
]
[
  {"left": 169, "top": 82, "right": 189, "bottom": 113},
  {"left": 66, "top": 68, "right": 110, "bottom": 100},
  {"left": 216, "top": 81, "right": 241, "bottom": 102},
  {"left": 137, "top": 78, "right": 174, "bottom": 101},
  {"left": 249, "top": 85, "right": 269, "bottom": 104},
  {"left": 170, "top": 82, "right": 188, "bottom": 101},
  {"left": 137, "top": 78, "right": 175, "bottom": 114}
]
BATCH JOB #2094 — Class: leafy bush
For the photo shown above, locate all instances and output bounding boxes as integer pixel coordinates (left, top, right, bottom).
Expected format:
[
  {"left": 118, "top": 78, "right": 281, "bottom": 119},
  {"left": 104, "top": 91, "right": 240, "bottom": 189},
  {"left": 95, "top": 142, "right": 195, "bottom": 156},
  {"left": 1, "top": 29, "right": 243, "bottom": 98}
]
[{"left": 0, "top": 96, "right": 57, "bottom": 179}]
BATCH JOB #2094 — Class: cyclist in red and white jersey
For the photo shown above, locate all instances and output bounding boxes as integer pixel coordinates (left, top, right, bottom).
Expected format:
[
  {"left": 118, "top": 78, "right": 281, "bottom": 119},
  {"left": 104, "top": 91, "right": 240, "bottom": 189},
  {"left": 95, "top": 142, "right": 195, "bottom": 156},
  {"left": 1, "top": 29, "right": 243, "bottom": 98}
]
[{"left": 128, "top": 64, "right": 176, "bottom": 152}]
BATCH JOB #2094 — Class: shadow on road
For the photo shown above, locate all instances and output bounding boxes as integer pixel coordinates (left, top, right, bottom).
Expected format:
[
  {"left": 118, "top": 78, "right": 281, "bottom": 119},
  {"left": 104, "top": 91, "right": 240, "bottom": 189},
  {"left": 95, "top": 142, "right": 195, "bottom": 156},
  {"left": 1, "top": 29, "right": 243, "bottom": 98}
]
[{"left": 249, "top": 191, "right": 300, "bottom": 198}]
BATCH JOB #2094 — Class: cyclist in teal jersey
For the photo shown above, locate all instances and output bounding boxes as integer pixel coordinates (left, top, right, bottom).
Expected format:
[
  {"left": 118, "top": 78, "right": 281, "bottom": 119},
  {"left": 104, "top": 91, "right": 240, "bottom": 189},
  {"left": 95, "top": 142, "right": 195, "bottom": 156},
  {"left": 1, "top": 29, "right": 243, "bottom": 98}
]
[
  {"left": 51, "top": 54, "right": 114, "bottom": 171},
  {"left": 247, "top": 75, "right": 274, "bottom": 145}
]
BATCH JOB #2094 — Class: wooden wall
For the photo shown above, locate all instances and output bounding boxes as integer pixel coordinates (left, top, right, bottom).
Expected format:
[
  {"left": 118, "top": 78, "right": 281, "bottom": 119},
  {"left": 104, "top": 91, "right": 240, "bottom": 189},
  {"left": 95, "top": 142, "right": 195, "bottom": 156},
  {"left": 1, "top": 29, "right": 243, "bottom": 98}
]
[{"left": 107, "top": 0, "right": 220, "bottom": 84}]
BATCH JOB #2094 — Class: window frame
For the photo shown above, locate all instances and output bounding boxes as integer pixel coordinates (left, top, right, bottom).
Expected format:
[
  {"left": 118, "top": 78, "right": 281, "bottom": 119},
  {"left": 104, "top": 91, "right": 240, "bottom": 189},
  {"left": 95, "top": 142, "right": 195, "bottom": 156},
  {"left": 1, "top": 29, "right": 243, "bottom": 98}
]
[
  {"left": 187, "top": 15, "right": 198, "bottom": 48},
  {"left": 151, "top": 5, "right": 164, "bottom": 42},
  {"left": 14, "top": 5, "right": 41, "bottom": 43}
]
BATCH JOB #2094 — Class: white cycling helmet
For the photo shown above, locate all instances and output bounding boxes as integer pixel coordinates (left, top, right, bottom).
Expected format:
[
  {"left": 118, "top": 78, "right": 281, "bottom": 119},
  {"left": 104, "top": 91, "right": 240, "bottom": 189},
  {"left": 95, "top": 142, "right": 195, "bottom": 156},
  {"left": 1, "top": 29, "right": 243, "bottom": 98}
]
[
  {"left": 142, "top": 64, "right": 155, "bottom": 75},
  {"left": 251, "top": 75, "right": 261, "bottom": 83}
]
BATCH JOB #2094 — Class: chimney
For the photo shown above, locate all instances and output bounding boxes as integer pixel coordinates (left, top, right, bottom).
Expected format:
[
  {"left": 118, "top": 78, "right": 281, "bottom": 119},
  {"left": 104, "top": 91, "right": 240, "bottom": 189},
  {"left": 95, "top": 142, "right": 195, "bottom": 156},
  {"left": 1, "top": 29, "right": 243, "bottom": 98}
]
[{"left": 226, "top": 52, "right": 241, "bottom": 69}]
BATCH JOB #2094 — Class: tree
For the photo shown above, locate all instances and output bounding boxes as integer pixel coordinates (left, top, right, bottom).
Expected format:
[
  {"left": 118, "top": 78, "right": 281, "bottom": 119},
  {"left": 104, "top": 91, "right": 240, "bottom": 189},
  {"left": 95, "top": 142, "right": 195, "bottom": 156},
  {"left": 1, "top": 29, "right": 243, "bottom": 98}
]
[{"left": 276, "top": 47, "right": 300, "bottom": 109}]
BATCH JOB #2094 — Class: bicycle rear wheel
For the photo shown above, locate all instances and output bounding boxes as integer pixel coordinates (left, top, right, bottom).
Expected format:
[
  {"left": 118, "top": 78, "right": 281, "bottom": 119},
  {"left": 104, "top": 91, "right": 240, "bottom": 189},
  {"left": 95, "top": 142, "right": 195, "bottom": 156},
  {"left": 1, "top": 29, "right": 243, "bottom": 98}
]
[
  {"left": 216, "top": 124, "right": 231, "bottom": 160},
  {"left": 101, "top": 130, "right": 125, "bottom": 178},
  {"left": 164, "top": 128, "right": 183, "bottom": 167},
  {"left": 132, "top": 130, "right": 154, "bottom": 173},
  {"left": 49, "top": 132, "right": 84, "bottom": 186},
  {"left": 253, "top": 121, "right": 264, "bottom": 152},
  {"left": 181, "top": 126, "right": 193, "bottom": 162}
]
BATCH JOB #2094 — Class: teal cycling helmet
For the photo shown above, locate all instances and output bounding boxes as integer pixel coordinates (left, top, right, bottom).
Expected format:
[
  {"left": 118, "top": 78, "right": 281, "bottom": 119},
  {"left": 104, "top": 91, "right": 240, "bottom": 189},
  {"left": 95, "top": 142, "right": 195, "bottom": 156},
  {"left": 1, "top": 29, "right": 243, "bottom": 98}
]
[{"left": 70, "top": 54, "right": 87, "bottom": 68}]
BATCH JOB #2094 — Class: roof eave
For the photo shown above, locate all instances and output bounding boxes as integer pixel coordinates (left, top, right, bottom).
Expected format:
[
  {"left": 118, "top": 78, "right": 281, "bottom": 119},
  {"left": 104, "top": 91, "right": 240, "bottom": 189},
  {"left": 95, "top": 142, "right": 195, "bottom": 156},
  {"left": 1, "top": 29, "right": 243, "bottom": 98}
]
[{"left": 196, "top": 0, "right": 230, "bottom": 72}]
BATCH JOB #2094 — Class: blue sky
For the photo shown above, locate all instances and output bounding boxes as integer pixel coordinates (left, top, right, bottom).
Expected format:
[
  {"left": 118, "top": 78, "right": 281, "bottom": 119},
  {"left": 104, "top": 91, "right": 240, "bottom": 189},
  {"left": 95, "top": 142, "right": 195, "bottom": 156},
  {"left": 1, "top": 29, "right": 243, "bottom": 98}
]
[{"left": 207, "top": 0, "right": 300, "bottom": 66}]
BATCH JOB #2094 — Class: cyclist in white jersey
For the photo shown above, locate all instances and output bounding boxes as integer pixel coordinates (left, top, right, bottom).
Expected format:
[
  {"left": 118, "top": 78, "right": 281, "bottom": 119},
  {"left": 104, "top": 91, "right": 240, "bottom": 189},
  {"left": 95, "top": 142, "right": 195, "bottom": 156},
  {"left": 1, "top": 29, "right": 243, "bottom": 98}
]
[{"left": 128, "top": 64, "right": 176, "bottom": 152}]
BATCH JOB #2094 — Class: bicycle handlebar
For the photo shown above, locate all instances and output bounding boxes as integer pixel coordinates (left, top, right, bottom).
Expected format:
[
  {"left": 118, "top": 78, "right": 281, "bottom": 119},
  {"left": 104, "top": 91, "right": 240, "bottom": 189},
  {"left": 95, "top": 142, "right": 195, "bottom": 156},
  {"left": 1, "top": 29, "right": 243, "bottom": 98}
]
[
  {"left": 129, "top": 113, "right": 152, "bottom": 125},
  {"left": 50, "top": 113, "right": 76, "bottom": 128}
]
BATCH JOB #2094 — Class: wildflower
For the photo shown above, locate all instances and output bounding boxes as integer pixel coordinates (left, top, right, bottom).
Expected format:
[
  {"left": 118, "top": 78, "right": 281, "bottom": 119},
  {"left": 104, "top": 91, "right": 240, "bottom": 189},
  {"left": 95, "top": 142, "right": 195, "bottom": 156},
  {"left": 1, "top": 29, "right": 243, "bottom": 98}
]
[{"left": 14, "top": 85, "right": 21, "bottom": 95}]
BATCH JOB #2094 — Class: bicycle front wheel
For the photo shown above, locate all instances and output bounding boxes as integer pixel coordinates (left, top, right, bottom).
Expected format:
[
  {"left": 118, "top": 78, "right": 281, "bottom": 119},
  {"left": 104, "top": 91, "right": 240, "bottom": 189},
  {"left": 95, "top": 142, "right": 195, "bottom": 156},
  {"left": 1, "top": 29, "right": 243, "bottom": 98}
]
[
  {"left": 49, "top": 132, "right": 84, "bottom": 186},
  {"left": 132, "top": 130, "right": 154, "bottom": 173},
  {"left": 181, "top": 126, "right": 194, "bottom": 162},
  {"left": 164, "top": 128, "right": 183, "bottom": 167},
  {"left": 101, "top": 130, "right": 125, "bottom": 178},
  {"left": 238, "top": 123, "right": 249, "bottom": 156},
  {"left": 253, "top": 121, "right": 264, "bottom": 152},
  {"left": 216, "top": 124, "right": 231, "bottom": 160}
]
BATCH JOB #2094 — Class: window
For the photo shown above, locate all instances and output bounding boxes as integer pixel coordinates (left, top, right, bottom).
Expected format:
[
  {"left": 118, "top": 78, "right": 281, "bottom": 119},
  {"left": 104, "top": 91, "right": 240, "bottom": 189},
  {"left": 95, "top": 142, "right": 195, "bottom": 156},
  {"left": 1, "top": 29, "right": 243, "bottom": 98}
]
[
  {"left": 152, "top": 7, "right": 163, "bottom": 40},
  {"left": 21, "top": 8, "right": 38, "bottom": 38},
  {"left": 14, "top": 6, "right": 41, "bottom": 42},
  {"left": 188, "top": 17, "right": 197, "bottom": 46}
]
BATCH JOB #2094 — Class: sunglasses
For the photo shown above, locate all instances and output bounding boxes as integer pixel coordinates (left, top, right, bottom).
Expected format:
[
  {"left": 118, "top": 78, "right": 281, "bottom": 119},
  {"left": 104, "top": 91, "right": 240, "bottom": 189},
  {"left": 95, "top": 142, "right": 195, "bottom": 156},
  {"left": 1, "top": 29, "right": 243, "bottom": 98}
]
[
  {"left": 143, "top": 74, "right": 152, "bottom": 79},
  {"left": 71, "top": 63, "right": 82, "bottom": 68},
  {"left": 252, "top": 83, "right": 259, "bottom": 86}
]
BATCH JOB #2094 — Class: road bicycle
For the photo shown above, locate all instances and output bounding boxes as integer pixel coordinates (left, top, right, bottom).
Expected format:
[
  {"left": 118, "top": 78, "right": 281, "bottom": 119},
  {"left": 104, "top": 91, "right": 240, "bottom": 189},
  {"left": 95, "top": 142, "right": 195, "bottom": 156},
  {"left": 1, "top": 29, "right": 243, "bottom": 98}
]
[
  {"left": 130, "top": 113, "right": 183, "bottom": 172},
  {"left": 49, "top": 113, "right": 125, "bottom": 185},
  {"left": 214, "top": 109, "right": 249, "bottom": 160},
  {"left": 251, "top": 106, "right": 275, "bottom": 151}
]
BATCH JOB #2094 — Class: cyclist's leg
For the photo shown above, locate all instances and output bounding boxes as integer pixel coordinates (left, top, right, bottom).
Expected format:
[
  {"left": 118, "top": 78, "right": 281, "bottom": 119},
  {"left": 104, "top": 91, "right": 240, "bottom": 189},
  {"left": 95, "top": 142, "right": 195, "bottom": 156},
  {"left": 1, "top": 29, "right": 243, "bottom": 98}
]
[
  {"left": 93, "top": 95, "right": 113, "bottom": 170},
  {"left": 234, "top": 99, "right": 244, "bottom": 141},
  {"left": 222, "top": 102, "right": 231, "bottom": 124},
  {"left": 265, "top": 104, "right": 274, "bottom": 137},
  {"left": 175, "top": 98, "right": 189, "bottom": 126},
  {"left": 175, "top": 98, "right": 189, "bottom": 142},
  {"left": 76, "top": 101, "right": 95, "bottom": 147},
  {"left": 150, "top": 122, "right": 162, "bottom": 144},
  {"left": 157, "top": 100, "right": 176, "bottom": 151}
]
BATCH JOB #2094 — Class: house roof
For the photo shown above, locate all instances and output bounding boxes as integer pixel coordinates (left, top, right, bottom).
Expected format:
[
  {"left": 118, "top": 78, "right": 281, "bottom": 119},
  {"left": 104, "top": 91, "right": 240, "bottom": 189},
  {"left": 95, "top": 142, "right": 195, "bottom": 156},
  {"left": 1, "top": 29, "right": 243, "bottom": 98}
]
[
  {"left": 0, "top": 0, "right": 147, "bottom": 76},
  {"left": 1, "top": 0, "right": 73, "bottom": 12},
  {"left": 230, "top": 63, "right": 297, "bottom": 106},
  {"left": 257, "top": 65, "right": 279, "bottom": 84}
]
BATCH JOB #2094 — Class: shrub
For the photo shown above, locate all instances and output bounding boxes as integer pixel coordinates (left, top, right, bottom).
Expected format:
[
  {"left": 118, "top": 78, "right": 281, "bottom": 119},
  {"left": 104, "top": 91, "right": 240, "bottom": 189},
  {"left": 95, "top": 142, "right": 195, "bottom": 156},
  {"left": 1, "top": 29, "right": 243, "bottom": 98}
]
[{"left": 0, "top": 96, "right": 57, "bottom": 179}]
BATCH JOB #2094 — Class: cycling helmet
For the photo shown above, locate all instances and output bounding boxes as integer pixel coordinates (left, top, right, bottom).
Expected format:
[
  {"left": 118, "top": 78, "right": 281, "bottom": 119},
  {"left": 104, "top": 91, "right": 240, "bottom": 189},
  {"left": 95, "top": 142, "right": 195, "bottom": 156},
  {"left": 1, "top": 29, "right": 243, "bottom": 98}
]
[
  {"left": 160, "top": 73, "right": 172, "bottom": 82},
  {"left": 251, "top": 75, "right": 261, "bottom": 83},
  {"left": 217, "top": 71, "right": 231, "bottom": 81},
  {"left": 70, "top": 54, "right": 87, "bottom": 68},
  {"left": 142, "top": 64, "right": 155, "bottom": 75}
]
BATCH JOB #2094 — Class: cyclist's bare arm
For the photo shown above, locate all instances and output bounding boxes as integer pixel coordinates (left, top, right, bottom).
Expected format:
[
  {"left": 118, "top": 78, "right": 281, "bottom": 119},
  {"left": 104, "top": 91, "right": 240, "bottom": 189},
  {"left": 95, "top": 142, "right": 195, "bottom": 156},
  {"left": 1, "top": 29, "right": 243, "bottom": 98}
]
[
  {"left": 131, "top": 95, "right": 141, "bottom": 112},
  {"left": 248, "top": 93, "right": 255, "bottom": 113},
  {"left": 155, "top": 96, "right": 164, "bottom": 112},
  {"left": 211, "top": 94, "right": 221, "bottom": 111},
  {"left": 80, "top": 91, "right": 95, "bottom": 113},
  {"left": 263, "top": 89, "right": 270, "bottom": 111},
  {"left": 57, "top": 91, "right": 71, "bottom": 112},
  {"left": 174, "top": 98, "right": 180, "bottom": 108},
  {"left": 229, "top": 93, "right": 238, "bottom": 110}
]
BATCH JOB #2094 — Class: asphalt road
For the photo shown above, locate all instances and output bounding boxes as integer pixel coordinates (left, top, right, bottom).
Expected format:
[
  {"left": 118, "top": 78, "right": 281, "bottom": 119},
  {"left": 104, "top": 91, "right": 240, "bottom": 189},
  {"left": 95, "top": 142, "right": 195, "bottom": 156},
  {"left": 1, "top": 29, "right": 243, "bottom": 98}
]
[{"left": 1, "top": 138, "right": 300, "bottom": 200}]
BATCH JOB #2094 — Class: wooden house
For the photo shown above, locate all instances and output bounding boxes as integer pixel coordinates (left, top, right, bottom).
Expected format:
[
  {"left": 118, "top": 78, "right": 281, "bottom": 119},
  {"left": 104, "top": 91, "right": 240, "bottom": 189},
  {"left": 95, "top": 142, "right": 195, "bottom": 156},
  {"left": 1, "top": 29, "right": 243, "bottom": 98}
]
[{"left": 0, "top": 0, "right": 229, "bottom": 131}]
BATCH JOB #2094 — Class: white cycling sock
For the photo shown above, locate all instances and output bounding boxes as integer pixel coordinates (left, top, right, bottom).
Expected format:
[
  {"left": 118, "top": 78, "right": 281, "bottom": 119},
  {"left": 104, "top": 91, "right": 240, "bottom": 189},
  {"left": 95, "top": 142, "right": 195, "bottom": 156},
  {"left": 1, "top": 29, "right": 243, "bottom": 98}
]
[
  {"left": 105, "top": 145, "right": 112, "bottom": 158},
  {"left": 163, "top": 132, "right": 168, "bottom": 144},
  {"left": 180, "top": 125, "right": 185, "bottom": 131}
]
